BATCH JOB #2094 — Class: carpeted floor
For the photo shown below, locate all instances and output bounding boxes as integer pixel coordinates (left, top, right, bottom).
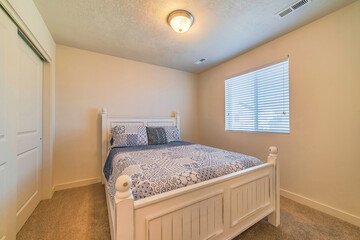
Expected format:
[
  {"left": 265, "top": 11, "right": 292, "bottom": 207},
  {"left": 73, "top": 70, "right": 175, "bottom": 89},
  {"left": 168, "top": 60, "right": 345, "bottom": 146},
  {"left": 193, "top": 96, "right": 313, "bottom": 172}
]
[{"left": 17, "top": 183, "right": 360, "bottom": 240}]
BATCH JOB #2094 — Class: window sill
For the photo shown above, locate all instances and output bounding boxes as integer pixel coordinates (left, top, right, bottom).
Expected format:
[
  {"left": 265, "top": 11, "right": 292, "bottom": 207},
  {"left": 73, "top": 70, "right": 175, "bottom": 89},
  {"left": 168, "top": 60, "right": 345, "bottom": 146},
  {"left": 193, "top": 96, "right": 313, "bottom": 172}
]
[{"left": 225, "top": 130, "right": 290, "bottom": 134}]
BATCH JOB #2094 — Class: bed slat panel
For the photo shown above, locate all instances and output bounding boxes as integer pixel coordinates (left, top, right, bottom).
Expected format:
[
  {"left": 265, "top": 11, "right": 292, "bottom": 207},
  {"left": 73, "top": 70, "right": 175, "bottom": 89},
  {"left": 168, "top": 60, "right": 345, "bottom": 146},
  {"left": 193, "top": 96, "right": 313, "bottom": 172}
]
[
  {"left": 162, "top": 214, "right": 172, "bottom": 239},
  {"left": 191, "top": 203, "right": 200, "bottom": 240},
  {"left": 214, "top": 194, "right": 223, "bottom": 233},
  {"left": 149, "top": 218, "right": 161, "bottom": 240},
  {"left": 172, "top": 210, "right": 182, "bottom": 240},
  {"left": 230, "top": 176, "right": 271, "bottom": 227},
  {"left": 147, "top": 121, "right": 175, "bottom": 127},
  {"left": 147, "top": 193, "right": 223, "bottom": 240},
  {"left": 182, "top": 207, "right": 191, "bottom": 240},
  {"left": 199, "top": 200, "right": 208, "bottom": 239},
  {"left": 237, "top": 188, "right": 243, "bottom": 217},
  {"left": 207, "top": 197, "right": 215, "bottom": 235}
]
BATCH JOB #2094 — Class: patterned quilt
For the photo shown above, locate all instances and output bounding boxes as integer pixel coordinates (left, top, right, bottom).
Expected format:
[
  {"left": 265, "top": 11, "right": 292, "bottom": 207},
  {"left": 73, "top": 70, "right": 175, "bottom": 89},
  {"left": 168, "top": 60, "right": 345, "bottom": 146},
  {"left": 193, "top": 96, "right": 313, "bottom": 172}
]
[{"left": 105, "top": 142, "right": 263, "bottom": 203}]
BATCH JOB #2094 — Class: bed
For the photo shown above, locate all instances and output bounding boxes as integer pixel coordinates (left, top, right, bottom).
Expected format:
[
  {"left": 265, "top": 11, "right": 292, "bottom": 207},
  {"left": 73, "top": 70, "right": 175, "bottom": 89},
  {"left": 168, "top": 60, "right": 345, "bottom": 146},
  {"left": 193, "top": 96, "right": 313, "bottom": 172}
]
[{"left": 101, "top": 108, "right": 280, "bottom": 240}]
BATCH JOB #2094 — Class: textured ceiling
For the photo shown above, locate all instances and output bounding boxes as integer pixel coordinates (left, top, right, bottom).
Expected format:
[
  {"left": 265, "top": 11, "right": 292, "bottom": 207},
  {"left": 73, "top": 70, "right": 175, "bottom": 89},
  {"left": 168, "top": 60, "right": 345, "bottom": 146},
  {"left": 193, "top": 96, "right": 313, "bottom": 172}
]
[{"left": 34, "top": 0, "right": 356, "bottom": 73}]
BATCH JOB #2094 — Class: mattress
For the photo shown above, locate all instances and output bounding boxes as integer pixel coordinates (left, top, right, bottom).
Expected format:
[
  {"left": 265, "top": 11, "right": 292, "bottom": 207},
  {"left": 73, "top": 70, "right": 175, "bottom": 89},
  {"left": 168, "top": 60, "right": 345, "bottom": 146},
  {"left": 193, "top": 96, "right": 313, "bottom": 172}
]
[{"left": 104, "top": 142, "right": 263, "bottom": 202}]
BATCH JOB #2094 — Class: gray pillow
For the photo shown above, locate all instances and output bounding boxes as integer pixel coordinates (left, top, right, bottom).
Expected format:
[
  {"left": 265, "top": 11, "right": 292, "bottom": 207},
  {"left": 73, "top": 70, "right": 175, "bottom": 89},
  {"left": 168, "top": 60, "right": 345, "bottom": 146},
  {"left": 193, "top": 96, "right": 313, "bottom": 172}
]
[
  {"left": 111, "top": 125, "right": 148, "bottom": 147},
  {"left": 163, "top": 126, "right": 182, "bottom": 142},
  {"left": 146, "top": 127, "right": 167, "bottom": 145}
]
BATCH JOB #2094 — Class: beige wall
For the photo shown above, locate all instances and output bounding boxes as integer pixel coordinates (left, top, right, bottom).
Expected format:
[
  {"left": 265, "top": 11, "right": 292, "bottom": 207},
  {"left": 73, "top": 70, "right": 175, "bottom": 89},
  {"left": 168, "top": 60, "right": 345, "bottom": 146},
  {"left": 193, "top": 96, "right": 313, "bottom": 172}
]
[
  {"left": 198, "top": 1, "right": 360, "bottom": 220},
  {"left": 54, "top": 1, "right": 360, "bottom": 224},
  {"left": 54, "top": 45, "right": 199, "bottom": 186}
]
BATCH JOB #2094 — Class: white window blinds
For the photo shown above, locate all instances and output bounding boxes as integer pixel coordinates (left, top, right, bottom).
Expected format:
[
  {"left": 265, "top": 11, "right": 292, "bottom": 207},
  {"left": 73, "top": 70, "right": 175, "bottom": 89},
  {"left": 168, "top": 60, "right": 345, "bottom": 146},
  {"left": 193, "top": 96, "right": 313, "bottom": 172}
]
[{"left": 225, "top": 59, "right": 290, "bottom": 133}]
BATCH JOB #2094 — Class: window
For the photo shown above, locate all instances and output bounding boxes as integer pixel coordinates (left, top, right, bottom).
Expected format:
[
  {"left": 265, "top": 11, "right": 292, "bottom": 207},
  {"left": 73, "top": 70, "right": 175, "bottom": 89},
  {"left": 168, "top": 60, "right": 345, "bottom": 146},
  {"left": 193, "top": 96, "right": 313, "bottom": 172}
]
[{"left": 225, "top": 59, "right": 289, "bottom": 133}]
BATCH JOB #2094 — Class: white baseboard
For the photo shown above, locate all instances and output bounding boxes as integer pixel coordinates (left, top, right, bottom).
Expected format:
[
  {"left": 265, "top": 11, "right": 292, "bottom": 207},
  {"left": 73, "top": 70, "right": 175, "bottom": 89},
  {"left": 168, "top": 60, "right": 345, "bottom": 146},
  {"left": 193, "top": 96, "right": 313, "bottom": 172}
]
[
  {"left": 280, "top": 188, "right": 360, "bottom": 227},
  {"left": 53, "top": 177, "right": 102, "bottom": 192}
]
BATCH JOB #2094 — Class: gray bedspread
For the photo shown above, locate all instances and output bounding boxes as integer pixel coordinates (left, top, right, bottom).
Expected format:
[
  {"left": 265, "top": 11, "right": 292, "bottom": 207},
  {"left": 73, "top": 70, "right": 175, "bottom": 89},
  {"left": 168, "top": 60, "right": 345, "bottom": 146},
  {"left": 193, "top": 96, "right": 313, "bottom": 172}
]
[{"left": 106, "top": 142, "right": 263, "bottom": 202}]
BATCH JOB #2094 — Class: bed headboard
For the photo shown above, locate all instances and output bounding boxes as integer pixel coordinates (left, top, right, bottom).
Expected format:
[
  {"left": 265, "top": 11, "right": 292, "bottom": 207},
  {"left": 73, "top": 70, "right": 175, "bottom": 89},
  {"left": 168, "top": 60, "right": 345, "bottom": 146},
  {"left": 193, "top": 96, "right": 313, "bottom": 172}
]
[{"left": 100, "top": 108, "right": 180, "bottom": 183}]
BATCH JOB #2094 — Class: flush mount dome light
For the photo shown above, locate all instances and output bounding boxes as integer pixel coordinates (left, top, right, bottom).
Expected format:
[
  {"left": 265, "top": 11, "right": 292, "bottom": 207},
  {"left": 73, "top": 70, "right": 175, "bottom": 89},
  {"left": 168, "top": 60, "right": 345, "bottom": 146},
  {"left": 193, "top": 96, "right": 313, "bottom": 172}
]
[{"left": 167, "top": 10, "right": 194, "bottom": 33}]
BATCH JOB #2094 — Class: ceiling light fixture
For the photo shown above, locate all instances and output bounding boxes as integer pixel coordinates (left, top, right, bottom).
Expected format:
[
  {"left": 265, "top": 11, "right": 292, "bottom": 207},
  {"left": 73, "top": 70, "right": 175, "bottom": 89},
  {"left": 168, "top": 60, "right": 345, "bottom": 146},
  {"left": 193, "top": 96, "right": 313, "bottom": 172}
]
[{"left": 167, "top": 10, "right": 194, "bottom": 33}]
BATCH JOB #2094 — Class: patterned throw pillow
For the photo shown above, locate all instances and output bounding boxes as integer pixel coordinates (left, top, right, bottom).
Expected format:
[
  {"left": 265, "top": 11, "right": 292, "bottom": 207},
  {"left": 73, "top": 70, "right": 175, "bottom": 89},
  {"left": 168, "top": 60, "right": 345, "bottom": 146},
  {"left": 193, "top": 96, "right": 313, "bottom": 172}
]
[
  {"left": 111, "top": 125, "right": 148, "bottom": 147},
  {"left": 146, "top": 127, "right": 168, "bottom": 145},
  {"left": 163, "top": 126, "right": 182, "bottom": 142}
]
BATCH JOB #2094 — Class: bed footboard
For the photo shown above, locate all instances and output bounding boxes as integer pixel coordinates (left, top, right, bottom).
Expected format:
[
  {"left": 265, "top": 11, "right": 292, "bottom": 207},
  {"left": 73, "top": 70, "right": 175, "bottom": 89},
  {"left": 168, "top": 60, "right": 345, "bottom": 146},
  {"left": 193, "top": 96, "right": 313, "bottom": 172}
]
[{"left": 112, "top": 146, "right": 280, "bottom": 240}]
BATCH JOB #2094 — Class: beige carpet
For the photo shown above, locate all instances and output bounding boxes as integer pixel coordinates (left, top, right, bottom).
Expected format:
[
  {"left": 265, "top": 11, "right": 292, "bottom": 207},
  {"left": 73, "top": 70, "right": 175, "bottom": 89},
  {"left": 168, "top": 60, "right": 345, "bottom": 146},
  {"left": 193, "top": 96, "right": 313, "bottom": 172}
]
[{"left": 17, "top": 183, "right": 360, "bottom": 240}]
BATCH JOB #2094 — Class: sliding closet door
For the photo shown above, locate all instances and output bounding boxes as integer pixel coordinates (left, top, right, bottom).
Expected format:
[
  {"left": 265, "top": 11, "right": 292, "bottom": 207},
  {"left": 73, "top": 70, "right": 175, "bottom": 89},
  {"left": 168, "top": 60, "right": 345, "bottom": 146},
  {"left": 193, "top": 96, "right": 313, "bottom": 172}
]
[
  {"left": 0, "top": 6, "right": 43, "bottom": 235},
  {"left": 0, "top": 8, "right": 19, "bottom": 240},
  {"left": 15, "top": 29, "right": 43, "bottom": 231}
]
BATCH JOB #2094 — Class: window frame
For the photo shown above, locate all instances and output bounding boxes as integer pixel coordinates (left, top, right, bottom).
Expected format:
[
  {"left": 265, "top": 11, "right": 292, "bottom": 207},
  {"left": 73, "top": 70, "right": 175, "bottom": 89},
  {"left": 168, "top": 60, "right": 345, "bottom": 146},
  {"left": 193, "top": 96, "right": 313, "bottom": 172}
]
[{"left": 224, "top": 57, "right": 290, "bottom": 134}]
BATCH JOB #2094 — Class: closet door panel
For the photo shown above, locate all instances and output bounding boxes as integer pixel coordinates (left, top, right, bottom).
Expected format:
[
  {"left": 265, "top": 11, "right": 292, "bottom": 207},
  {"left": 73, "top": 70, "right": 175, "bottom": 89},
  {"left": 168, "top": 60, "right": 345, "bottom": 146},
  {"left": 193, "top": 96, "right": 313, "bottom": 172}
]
[
  {"left": 0, "top": 8, "right": 19, "bottom": 240},
  {"left": 0, "top": 18, "right": 8, "bottom": 240},
  {"left": 16, "top": 149, "right": 39, "bottom": 211},
  {"left": 0, "top": 11, "right": 10, "bottom": 167},
  {"left": 17, "top": 50, "right": 40, "bottom": 132},
  {"left": 0, "top": 39, "right": 4, "bottom": 147},
  {"left": 16, "top": 38, "right": 42, "bottom": 155},
  {"left": 0, "top": 164, "right": 7, "bottom": 240},
  {"left": 16, "top": 134, "right": 39, "bottom": 156},
  {"left": 15, "top": 28, "right": 43, "bottom": 232}
]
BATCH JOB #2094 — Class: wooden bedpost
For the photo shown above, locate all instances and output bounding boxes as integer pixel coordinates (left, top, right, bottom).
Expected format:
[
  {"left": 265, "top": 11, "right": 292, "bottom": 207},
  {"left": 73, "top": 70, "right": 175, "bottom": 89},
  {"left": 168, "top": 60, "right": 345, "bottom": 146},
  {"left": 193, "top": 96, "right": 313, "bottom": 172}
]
[
  {"left": 101, "top": 108, "right": 108, "bottom": 184},
  {"left": 115, "top": 175, "right": 134, "bottom": 240},
  {"left": 175, "top": 111, "right": 180, "bottom": 131},
  {"left": 267, "top": 146, "right": 280, "bottom": 227}
]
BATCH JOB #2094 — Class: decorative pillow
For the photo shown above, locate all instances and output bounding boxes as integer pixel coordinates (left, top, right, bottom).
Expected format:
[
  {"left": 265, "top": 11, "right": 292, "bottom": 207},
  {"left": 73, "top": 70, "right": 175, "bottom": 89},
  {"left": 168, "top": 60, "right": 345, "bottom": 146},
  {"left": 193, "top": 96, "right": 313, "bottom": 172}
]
[
  {"left": 111, "top": 125, "right": 148, "bottom": 147},
  {"left": 163, "top": 126, "right": 182, "bottom": 142},
  {"left": 146, "top": 127, "right": 168, "bottom": 145}
]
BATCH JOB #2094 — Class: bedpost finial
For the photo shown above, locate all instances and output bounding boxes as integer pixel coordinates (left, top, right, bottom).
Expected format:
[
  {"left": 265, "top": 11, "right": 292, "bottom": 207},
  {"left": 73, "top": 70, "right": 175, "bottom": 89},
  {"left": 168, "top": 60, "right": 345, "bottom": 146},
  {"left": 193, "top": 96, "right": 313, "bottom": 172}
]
[
  {"left": 175, "top": 111, "right": 180, "bottom": 130},
  {"left": 115, "top": 175, "right": 133, "bottom": 199},
  {"left": 173, "top": 111, "right": 180, "bottom": 118},
  {"left": 268, "top": 146, "right": 278, "bottom": 164},
  {"left": 268, "top": 146, "right": 278, "bottom": 155},
  {"left": 102, "top": 108, "right": 107, "bottom": 114}
]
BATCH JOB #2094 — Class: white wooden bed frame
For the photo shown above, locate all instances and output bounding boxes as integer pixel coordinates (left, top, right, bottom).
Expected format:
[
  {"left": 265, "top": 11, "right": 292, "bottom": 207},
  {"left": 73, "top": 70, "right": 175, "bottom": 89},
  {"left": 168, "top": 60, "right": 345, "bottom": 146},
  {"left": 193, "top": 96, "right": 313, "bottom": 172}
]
[{"left": 101, "top": 108, "right": 280, "bottom": 240}]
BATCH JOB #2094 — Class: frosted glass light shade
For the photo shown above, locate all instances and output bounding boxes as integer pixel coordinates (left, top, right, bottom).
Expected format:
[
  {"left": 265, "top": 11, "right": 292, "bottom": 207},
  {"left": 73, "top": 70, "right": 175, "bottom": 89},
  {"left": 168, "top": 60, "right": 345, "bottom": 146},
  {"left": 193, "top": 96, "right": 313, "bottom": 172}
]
[{"left": 167, "top": 10, "right": 194, "bottom": 33}]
